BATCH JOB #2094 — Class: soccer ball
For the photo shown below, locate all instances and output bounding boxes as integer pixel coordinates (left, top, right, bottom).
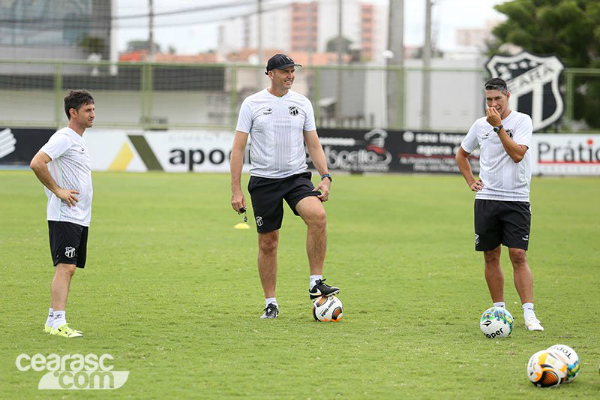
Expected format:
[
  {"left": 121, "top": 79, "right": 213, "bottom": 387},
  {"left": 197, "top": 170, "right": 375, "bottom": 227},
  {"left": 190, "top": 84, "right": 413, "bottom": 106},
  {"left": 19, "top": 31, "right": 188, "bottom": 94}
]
[
  {"left": 312, "top": 296, "right": 343, "bottom": 322},
  {"left": 479, "top": 307, "right": 513, "bottom": 338},
  {"left": 548, "top": 344, "right": 580, "bottom": 383},
  {"left": 527, "top": 350, "right": 568, "bottom": 387}
]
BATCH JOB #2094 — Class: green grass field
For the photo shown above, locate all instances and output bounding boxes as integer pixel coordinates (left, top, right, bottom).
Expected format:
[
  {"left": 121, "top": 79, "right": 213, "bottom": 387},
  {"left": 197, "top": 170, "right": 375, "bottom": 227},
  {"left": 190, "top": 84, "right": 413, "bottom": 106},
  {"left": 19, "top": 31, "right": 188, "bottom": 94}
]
[{"left": 1, "top": 171, "right": 599, "bottom": 398}]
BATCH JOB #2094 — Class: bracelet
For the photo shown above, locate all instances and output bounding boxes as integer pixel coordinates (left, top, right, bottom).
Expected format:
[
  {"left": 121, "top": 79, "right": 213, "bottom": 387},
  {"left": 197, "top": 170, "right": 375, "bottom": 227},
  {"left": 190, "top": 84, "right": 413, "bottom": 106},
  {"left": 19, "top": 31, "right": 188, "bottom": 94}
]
[{"left": 321, "top": 173, "right": 332, "bottom": 182}]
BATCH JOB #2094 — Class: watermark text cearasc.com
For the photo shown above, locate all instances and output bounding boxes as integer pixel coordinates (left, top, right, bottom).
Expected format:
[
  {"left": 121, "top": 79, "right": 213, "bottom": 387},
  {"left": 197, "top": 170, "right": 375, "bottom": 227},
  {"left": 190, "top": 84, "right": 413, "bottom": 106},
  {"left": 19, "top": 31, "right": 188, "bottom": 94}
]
[{"left": 16, "top": 353, "right": 129, "bottom": 390}]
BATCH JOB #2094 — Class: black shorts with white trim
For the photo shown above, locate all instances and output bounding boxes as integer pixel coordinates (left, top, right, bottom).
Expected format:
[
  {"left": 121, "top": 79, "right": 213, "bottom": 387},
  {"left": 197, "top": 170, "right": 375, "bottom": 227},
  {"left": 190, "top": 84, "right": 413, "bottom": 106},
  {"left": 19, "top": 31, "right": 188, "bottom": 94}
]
[
  {"left": 474, "top": 199, "right": 531, "bottom": 251},
  {"left": 48, "top": 221, "right": 89, "bottom": 268},
  {"left": 248, "top": 171, "right": 320, "bottom": 233}
]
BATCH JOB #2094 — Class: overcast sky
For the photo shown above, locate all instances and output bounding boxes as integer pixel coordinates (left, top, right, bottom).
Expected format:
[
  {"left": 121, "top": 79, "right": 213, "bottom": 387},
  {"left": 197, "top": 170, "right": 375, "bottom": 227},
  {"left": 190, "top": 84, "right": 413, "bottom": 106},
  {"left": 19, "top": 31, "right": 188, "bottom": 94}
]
[{"left": 115, "top": 0, "right": 507, "bottom": 54}]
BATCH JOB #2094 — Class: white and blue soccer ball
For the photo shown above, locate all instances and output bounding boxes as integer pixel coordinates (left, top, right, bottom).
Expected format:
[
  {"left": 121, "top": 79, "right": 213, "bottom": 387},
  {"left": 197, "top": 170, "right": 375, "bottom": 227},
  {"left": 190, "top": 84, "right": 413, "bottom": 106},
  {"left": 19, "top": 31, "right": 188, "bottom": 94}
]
[
  {"left": 548, "top": 344, "right": 580, "bottom": 383},
  {"left": 479, "top": 307, "right": 513, "bottom": 338}
]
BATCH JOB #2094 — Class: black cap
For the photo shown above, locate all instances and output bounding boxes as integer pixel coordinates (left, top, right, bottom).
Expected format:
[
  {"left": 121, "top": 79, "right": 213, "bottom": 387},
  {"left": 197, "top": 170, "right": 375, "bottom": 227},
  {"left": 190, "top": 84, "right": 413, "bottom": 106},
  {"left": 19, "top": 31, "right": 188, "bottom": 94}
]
[{"left": 265, "top": 54, "right": 302, "bottom": 74}]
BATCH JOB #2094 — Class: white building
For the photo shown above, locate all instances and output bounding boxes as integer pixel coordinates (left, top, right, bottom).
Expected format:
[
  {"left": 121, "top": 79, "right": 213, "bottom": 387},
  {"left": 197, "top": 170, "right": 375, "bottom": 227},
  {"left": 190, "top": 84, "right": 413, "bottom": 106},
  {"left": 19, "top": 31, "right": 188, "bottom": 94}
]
[
  {"left": 218, "top": 7, "right": 290, "bottom": 56},
  {"left": 217, "top": 1, "right": 389, "bottom": 63}
]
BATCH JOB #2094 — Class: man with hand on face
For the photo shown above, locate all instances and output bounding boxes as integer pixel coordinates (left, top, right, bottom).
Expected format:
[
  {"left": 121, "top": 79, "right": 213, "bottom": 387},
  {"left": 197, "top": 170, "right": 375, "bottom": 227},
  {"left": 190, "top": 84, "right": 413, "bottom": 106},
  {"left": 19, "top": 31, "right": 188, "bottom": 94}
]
[
  {"left": 456, "top": 78, "right": 544, "bottom": 331},
  {"left": 230, "top": 54, "right": 339, "bottom": 319}
]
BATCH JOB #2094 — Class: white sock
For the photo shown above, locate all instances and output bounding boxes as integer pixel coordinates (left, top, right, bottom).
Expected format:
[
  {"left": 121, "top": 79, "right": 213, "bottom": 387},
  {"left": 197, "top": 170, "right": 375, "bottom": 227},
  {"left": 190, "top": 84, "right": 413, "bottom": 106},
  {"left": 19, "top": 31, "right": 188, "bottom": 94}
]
[
  {"left": 493, "top": 302, "right": 505, "bottom": 309},
  {"left": 523, "top": 303, "right": 535, "bottom": 320},
  {"left": 310, "top": 275, "right": 323, "bottom": 290},
  {"left": 46, "top": 308, "right": 54, "bottom": 326},
  {"left": 265, "top": 298, "right": 277, "bottom": 307},
  {"left": 52, "top": 310, "right": 66, "bottom": 329}
]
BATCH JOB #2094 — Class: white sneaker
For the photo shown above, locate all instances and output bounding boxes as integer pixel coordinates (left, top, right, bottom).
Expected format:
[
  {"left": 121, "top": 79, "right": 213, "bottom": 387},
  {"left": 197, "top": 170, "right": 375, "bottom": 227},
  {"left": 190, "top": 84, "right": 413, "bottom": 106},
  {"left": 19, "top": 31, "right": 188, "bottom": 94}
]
[{"left": 525, "top": 317, "right": 544, "bottom": 331}]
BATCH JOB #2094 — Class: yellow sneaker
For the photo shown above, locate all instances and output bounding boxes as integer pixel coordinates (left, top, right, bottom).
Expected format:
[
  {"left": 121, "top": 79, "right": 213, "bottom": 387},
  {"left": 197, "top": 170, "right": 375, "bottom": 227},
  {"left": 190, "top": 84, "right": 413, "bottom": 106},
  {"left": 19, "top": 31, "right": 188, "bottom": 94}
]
[
  {"left": 45, "top": 323, "right": 82, "bottom": 335},
  {"left": 50, "top": 323, "right": 83, "bottom": 338}
]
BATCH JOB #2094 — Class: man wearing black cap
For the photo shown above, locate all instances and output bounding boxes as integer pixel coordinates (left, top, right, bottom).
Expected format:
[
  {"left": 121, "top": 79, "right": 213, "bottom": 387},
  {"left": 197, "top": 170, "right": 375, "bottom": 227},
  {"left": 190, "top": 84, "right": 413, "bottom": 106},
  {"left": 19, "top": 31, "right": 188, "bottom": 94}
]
[{"left": 230, "top": 54, "right": 340, "bottom": 319}]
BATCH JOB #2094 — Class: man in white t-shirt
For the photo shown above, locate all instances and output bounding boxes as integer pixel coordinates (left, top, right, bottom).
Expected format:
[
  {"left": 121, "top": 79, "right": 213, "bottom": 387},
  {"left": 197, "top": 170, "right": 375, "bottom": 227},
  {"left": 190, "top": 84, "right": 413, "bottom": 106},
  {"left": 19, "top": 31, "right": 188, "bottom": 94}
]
[
  {"left": 30, "top": 89, "right": 95, "bottom": 338},
  {"left": 230, "top": 54, "right": 340, "bottom": 319},
  {"left": 456, "top": 78, "right": 544, "bottom": 331}
]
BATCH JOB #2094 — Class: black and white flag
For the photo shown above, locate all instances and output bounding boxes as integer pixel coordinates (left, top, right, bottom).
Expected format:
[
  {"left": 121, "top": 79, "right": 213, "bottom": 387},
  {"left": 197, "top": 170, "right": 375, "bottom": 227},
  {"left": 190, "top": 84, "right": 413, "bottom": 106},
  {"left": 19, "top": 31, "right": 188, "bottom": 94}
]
[{"left": 486, "top": 51, "right": 565, "bottom": 131}]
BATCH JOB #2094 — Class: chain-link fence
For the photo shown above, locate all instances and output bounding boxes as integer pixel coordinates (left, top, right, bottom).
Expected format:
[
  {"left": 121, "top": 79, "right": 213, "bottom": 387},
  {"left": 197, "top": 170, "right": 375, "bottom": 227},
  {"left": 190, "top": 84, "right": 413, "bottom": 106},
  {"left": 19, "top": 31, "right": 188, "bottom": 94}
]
[{"left": 0, "top": 59, "right": 598, "bottom": 132}]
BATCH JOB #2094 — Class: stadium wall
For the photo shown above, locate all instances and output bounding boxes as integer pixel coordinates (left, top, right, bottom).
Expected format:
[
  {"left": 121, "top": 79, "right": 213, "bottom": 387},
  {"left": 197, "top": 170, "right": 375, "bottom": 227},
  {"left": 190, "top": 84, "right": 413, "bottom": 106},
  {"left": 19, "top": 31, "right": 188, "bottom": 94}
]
[{"left": 1, "top": 128, "right": 599, "bottom": 176}]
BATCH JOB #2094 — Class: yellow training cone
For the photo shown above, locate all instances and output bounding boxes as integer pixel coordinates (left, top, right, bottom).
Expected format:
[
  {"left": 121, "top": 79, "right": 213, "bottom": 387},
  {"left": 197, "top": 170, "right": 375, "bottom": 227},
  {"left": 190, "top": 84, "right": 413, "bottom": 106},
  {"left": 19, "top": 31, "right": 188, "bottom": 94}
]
[{"left": 234, "top": 223, "right": 250, "bottom": 229}]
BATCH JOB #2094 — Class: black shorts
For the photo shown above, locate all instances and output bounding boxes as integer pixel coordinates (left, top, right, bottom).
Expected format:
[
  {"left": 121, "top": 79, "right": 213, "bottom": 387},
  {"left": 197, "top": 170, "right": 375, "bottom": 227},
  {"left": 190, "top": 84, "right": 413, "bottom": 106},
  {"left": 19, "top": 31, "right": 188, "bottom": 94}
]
[
  {"left": 248, "top": 171, "right": 320, "bottom": 233},
  {"left": 48, "top": 221, "right": 89, "bottom": 268},
  {"left": 474, "top": 199, "right": 531, "bottom": 251}
]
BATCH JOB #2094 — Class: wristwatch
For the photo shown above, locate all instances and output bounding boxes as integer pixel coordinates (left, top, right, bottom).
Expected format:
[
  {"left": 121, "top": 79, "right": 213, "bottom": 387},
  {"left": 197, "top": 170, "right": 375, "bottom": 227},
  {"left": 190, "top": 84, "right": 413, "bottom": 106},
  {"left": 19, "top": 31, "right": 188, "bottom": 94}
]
[
  {"left": 493, "top": 124, "right": 503, "bottom": 133},
  {"left": 321, "top": 173, "right": 332, "bottom": 182}
]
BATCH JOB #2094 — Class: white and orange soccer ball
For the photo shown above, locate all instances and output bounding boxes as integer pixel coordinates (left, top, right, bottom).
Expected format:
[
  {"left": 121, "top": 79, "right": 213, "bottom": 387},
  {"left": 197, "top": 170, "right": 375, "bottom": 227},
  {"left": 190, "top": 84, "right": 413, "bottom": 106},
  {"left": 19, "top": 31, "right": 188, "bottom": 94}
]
[
  {"left": 312, "top": 296, "right": 343, "bottom": 322},
  {"left": 527, "top": 350, "right": 568, "bottom": 387},
  {"left": 548, "top": 344, "right": 580, "bottom": 383}
]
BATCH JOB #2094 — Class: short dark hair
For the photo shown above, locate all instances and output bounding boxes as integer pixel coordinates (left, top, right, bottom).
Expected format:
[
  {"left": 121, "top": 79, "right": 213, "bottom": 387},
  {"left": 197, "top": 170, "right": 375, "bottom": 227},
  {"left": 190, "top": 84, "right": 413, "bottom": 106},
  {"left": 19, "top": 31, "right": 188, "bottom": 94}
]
[
  {"left": 64, "top": 89, "right": 94, "bottom": 119},
  {"left": 484, "top": 78, "right": 508, "bottom": 95}
]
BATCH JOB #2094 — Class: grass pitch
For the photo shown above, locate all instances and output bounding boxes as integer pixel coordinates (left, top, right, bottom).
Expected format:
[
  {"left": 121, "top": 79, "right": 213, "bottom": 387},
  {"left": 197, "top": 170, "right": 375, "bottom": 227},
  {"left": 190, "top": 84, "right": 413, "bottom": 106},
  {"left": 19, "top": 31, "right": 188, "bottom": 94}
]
[{"left": 0, "top": 171, "right": 599, "bottom": 398}]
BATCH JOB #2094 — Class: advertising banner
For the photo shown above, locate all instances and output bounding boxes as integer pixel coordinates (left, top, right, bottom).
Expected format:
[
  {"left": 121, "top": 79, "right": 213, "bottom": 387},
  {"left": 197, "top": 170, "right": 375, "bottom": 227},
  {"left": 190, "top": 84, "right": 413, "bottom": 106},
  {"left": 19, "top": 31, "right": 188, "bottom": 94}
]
[
  {"left": 144, "top": 131, "right": 247, "bottom": 173},
  {"left": 86, "top": 130, "right": 252, "bottom": 173},
  {"left": 531, "top": 134, "right": 600, "bottom": 175},
  {"left": 392, "top": 130, "right": 479, "bottom": 174},
  {"left": 0, "top": 127, "right": 54, "bottom": 165},
  {"left": 84, "top": 131, "right": 147, "bottom": 172},
  {"left": 316, "top": 128, "right": 480, "bottom": 174},
  {"left": 2, "top": 128, "right": 598, "bottom": 177}
]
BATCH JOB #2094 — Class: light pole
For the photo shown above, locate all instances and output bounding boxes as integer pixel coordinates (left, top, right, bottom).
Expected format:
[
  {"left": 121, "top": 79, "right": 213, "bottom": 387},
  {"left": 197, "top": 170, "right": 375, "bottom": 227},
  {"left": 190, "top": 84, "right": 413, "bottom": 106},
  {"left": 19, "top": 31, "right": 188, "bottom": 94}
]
[
  {"left": 387, "top": 0, "right": 405, "bottom": 129},
  {"left": 422, "top": 0, "right": 432, "bottom": 130}
]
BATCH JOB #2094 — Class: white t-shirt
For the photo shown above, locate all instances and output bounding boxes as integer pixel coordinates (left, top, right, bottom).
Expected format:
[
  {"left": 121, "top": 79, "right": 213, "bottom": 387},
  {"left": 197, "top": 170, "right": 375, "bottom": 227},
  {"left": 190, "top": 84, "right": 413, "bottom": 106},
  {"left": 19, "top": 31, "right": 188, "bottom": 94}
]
[
  {"left": 461, "top": 111, "right": 533, "bottom": 202},
  {"left": 40, "top": 127, "right": 93, "bottom": 226},
  {"left": 236, "top": 88, "right": 317, "bottom": 178}
]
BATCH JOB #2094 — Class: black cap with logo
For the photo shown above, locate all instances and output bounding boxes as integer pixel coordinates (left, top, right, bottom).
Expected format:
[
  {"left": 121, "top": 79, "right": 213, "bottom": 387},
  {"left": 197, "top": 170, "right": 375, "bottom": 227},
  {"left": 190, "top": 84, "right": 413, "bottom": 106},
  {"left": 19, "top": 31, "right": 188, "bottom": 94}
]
[{"left": 265, "top": 54, "right": 302, "bottom": 75}]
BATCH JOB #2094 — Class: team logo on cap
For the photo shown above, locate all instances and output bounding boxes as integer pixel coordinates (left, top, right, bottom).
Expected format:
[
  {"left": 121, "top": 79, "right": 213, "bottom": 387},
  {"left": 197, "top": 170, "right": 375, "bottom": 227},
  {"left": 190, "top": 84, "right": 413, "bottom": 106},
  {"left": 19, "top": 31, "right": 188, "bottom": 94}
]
[{"left": 288, "top": 106, "right": 298, "bottom": 116}]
